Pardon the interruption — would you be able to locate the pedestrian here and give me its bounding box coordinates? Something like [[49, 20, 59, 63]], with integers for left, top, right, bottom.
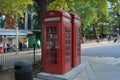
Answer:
[[106, 35, 110, 42], [82, 37, 85, 43], [117, 34, 120, 42], [37, 40, 41, 49], [96, 36, 100, 43], [19, 42, 22, 51], [114, 38, 117, 43], [3, 42, 7, 53]]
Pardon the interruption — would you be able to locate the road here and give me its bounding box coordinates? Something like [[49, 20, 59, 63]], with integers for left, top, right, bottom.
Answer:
[[82, 42, 120, 57]]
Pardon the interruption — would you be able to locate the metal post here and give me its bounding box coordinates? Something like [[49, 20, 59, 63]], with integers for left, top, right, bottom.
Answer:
[[15, 14, 19, 53], [16, 26, 19, 53], [33, 43, 35, 63]]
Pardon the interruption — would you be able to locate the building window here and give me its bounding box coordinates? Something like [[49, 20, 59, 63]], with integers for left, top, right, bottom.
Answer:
[[0, 15, 6, 28]]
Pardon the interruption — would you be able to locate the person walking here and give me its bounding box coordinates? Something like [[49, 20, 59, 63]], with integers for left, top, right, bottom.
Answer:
[[106, 35, 111, 42], [37, 40, 41, 49], [96, 36, 100, 43]]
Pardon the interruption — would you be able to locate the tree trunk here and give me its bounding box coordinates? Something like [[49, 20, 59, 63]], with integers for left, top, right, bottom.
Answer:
[[93, 22, 98, 39], [34, 0, 54, 29]]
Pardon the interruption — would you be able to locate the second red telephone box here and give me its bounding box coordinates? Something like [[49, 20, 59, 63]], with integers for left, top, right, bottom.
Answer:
[[69, 12, 81, 67], [42, 10, 72, 74]]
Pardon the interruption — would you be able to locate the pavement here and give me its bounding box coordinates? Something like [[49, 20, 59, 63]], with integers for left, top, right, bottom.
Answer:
[[74, 41, 120, 80], [81, 40, 110, 47], [74, 56, 120, 80]]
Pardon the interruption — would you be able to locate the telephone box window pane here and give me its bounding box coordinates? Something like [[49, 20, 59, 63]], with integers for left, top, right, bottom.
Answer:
[[54, 52, 57, 64], [66, 52, 70, 56], [46, 27, 49, 32], [76, 27, 81, 57], [66, 40, 70, 44], [66, 46, 70, 50], [54, 27, 57, 32], [65, 27, 70, 32], [46, 26, 58, 64], [65, 27, 71, 63]]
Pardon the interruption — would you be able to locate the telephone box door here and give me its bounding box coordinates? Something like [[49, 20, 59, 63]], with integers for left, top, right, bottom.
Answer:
[[42, 23, 61, 73]]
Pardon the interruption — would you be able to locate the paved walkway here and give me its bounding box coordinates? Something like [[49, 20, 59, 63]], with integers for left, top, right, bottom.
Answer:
[[81, 40, 110, 47], [74, 56, 120, 80]]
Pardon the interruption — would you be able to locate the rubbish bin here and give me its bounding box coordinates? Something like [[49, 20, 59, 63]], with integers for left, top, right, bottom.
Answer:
[[14, 61, 33, 80]]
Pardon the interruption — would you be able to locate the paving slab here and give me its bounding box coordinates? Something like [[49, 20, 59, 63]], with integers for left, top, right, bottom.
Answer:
[[73, 69, 88, 80], [89, 61, 120, 80]]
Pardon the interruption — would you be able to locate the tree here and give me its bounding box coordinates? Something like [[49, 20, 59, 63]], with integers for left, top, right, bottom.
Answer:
[[33, 0, 55, 29], [0, 0, 33, 28], [0, 0, 33, 51], [104, 0, 120, 35], [74, 0, 120, 38], [33, 0, 120, 39], [0, 0, 33, 17]]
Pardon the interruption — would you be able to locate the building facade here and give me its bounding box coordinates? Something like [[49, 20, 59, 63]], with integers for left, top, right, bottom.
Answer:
[[0, 13, 37, 51]]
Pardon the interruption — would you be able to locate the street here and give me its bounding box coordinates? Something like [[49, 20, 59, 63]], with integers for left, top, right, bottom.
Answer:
[[82, 42, 120, 57]]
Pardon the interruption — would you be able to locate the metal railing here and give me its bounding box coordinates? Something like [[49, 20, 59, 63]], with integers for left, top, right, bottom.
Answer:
[[0, 48, 41, 80], [0, 49, 41, 69]]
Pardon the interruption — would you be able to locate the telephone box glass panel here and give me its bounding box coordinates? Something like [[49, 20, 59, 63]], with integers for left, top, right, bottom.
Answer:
[[46, 26, 58, 64], [76, 27, 80, 57], [65, 27, 71, 63]]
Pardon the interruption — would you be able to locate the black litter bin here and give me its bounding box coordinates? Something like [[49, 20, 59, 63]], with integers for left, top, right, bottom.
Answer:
[[14, 61, 33, 80]]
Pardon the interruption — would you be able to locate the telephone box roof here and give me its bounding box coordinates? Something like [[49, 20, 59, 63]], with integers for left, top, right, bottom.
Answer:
[[43, 10, 71, 18], [69, 12, 80, 20]]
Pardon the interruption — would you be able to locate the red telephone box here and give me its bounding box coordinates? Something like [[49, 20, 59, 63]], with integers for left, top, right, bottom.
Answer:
[[42, 10, 72, 74], [69, 12, 81, 67]]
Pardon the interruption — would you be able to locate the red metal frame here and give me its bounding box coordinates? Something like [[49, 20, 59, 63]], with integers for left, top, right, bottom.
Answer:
[[69, 12, 81, 67], [42, 10, 72, 74]]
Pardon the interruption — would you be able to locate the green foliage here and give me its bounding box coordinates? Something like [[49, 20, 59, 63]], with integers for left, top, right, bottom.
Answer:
[[47, 0, 118, 27], [76, 3, 98, 26], [108, 0, 119, 5], [48, 0, 69, 11], [0, 0, 33, 17], [114, 2, 120, 12], [28, 0, 120, 36]]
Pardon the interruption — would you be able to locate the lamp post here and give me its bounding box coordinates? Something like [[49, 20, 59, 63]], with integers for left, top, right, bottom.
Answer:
[[16, 26, 19, 52], [15, 14, 19, 53]]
